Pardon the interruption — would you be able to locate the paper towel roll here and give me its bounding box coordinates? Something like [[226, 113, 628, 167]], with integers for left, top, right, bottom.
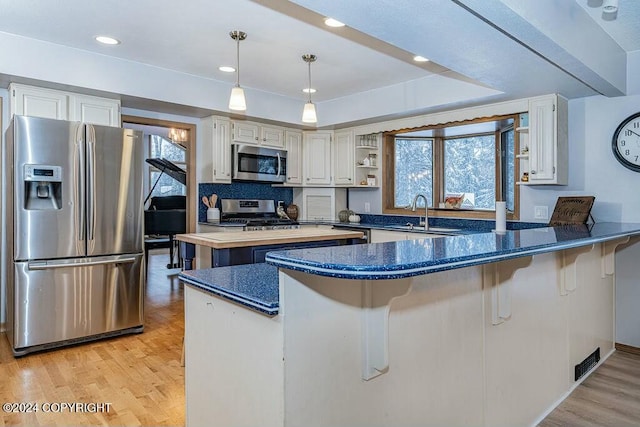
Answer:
[[495, 201, 506, 232]]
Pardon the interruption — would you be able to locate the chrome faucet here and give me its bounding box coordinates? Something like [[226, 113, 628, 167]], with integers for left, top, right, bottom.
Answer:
[[411, 194, 429, 231]]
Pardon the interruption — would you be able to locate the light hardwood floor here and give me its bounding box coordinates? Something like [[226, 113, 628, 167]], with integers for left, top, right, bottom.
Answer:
[[0, 251, 185, 427], [539, 349, 640, 426], [2, 252, 640, 427]]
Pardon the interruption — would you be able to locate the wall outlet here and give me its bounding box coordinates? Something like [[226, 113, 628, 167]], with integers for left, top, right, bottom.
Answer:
[[364, 202, 371, 213], [534, 205, 549, 220]]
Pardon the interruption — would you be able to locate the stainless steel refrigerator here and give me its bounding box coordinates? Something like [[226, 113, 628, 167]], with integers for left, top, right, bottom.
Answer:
[[2, 116, 145, 356]]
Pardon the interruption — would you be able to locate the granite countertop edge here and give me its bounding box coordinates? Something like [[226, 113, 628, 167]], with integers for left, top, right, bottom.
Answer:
[[179, 263, 279, 316], [265, 223, 640, 280]]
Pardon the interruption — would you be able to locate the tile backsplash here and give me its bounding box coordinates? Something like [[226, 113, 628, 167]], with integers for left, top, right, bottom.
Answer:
[[198, 182, 293, 222]]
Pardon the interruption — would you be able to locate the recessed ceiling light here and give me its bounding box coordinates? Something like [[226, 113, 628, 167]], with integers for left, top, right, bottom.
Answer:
[[302, 88, 317, 94], [95, 35, 120, 45], [219, 66, 236, 73], [413, 55, 429, 63], [324, 17, 345, 28]]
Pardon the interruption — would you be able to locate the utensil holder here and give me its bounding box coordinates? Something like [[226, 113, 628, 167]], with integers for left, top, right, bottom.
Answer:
[[207, 208, 220, 223]]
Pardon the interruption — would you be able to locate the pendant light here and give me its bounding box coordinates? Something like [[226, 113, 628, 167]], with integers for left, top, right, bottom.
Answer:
[[302, 54, 317, 124], [229, 30, 247, 111]]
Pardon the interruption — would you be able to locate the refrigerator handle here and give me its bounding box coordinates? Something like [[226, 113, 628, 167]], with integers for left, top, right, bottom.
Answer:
[[86, 125, 96, 242], [75, 128, 86, 242], [28, 255, 138, 270]]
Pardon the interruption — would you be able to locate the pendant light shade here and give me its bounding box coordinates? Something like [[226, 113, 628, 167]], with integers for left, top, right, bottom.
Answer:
[[229, 86, 246, 111], [302, 102, 317, 123], [229, 30, 247, 111], [302, 54, 317, 124]]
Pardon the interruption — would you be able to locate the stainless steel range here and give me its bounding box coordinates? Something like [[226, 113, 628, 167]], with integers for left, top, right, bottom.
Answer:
[[220, 199, 300, 231]]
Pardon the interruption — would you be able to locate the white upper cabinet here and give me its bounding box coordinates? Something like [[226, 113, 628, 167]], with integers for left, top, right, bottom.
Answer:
[[232, 121, 260, 144], [285, 130, 303, 185], [260, 125, 285, 148], [10, 83, 121, 127], [333, 130, 355, 186], [69, 94, 121, 127], [213, 117, 232, 183], [303, 131, 332, 185], [520, 94, 568, 185], [232, 121, 285, 148], [10, 84, 68, 120]]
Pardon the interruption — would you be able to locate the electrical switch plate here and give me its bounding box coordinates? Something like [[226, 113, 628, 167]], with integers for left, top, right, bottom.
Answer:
[[364, 202, 371, 213], [534, 205, 549, 220]]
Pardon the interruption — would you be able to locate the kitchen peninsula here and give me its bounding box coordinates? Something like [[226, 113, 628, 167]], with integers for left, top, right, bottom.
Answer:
[[180, 223, 640, 427]]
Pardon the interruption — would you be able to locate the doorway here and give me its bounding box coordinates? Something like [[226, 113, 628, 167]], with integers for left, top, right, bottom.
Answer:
[[122, 115, 196, 271]]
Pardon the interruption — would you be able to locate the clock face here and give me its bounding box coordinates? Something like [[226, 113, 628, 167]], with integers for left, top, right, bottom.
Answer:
[[612, 112, 640, 172]]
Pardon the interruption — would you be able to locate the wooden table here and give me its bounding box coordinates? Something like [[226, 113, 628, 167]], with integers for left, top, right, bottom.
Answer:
[[176, 228, 365, 269]]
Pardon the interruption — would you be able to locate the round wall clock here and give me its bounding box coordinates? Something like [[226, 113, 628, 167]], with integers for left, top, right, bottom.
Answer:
[[612, 112, 640, 172]]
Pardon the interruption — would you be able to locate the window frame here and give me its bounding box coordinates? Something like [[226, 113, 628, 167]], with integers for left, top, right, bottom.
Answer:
[[382, 114, 521, 220], [147, 134, 188, 199]]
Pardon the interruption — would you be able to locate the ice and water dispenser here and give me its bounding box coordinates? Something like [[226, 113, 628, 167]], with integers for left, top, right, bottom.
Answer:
[[23, 164, 63, 210]]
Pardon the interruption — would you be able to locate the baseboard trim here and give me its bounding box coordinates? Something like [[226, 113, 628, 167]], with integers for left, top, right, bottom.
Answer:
[[615, 342, 640, 356]]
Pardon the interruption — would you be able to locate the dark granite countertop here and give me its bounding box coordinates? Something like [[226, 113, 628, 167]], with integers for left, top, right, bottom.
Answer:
[[265, 223, 640, 280], [179, 263, 279, 316]]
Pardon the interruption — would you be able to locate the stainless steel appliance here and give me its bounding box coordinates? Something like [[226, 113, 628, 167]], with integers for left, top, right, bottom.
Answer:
[[2, 116, 145, 356], [232, 144, 287, 183], [220, 199, 299, 230]]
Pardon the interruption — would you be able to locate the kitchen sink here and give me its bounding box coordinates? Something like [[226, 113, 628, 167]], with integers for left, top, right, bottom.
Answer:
[[385, 224, 462, 235]]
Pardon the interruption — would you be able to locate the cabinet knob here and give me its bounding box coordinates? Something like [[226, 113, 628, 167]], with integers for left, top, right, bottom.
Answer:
[[255, 137, 259, 141], [307, 178, 310, 181], [531, 170, 536, 174], [227, 173, 230, 176], [263, 138, 266, 141]]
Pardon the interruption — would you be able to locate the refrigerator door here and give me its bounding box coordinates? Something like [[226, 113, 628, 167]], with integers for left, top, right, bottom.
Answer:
[[86, 124, 144, 256], [13, 116, 85, 261], [12, 255, 144, 351]]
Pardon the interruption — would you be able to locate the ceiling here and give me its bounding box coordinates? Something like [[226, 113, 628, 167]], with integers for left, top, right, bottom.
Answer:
[[0, 0, 637, 126]]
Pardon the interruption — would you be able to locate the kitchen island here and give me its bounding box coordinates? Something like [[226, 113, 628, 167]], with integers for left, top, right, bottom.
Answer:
[[175, 228, 364, 269], [180, 223, 640, 427]]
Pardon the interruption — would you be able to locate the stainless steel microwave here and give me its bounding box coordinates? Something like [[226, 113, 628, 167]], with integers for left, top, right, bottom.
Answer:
[[232, 144, 287, 183]]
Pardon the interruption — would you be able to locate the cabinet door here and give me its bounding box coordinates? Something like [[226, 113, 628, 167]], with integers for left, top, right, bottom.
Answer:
[[213, 118, 232, 183], [334, 130, 355, 185], [232, 121, 260, 145], [303, 132, 332, 185], [528, 97, 556, 182], [70, 94, 121, 127], [261, 125, 285, 148], [285, 130, 303, 184], [10, 84, 68, 120]]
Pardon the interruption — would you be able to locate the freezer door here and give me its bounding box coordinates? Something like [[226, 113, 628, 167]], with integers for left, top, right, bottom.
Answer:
[[12, 255, 144, 351], [86, 124, 144, 256], [13, 116, 86, 261]]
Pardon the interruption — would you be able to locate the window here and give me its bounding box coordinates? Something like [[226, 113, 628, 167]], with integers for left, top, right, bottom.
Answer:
[[385, 116, 519, 219], [148, 135, 187, 198], [394, 138, 433, 208]]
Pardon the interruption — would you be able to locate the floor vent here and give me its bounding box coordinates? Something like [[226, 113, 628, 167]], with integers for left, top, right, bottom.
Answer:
[[575, 347, 600, 381]]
